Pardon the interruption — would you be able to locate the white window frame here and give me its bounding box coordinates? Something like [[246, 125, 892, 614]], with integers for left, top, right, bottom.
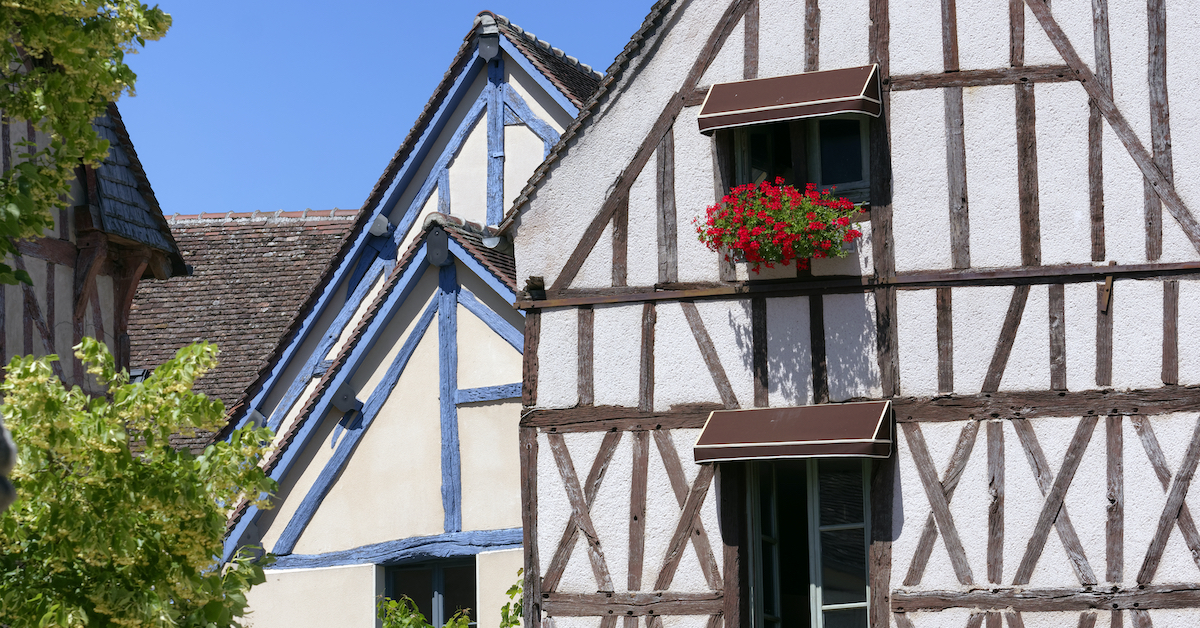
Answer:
[[747, 459, 872, 628], [805, 116, 871, 203]]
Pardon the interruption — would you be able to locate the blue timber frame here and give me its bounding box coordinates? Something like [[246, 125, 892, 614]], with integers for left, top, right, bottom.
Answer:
[[438, 263, 462, 533], [271, 528, 522, 570], [497, 36, 580, 119]]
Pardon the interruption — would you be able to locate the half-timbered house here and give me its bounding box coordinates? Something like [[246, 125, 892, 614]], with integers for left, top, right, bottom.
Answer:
[[504, 1, 1200, 627], [217, 12, 600, 627]]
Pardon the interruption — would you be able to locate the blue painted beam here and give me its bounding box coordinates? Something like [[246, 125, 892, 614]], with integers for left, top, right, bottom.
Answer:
[[438, 264, 462, 533], [446, 238, 518, 306], [272, 297, 440, 555], [498, 37, 580, 118], [455, 383, 522, 405], [457, 287, 523, 353], [223, 247, 433, 563], [391, 92, 489, 249], [503, 105, 521, 126], [487, 57, 506, 226], [271, 528, 522, 569], [502, 85, 562, 158], [438, 168, 450, 214], [233, 54, 484, 435]]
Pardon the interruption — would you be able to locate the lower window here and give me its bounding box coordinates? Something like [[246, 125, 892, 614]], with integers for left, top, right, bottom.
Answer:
[[385, 559, 477, 627], [748, 459, 871, 628]]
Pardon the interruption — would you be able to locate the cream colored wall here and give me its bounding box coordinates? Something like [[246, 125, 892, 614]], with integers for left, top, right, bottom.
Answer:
[[458, 400, 521, 532], [504, 51, 573, 132], [350, 269, 440, 396], [245, 564, 380, 628], [503, 123, 545, 211], [476, 549, 524, 628], [456, 303, 522, 390], [293, 321, 445, 555], [259, 407, 346, 552], [448, 117, 489, 228]]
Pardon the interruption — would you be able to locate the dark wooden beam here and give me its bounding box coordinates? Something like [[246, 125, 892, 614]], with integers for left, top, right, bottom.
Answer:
[[519, 428, 541, 628], [888, 65, 1073, 91], [523, 310, 541, 406], [541, 592, 723, 617], [893, 584, 1200, 613]]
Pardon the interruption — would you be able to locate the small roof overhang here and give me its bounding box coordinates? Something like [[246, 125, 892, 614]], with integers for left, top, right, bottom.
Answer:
[[693, 400, 892, 463], [697, 64, 882, 135]]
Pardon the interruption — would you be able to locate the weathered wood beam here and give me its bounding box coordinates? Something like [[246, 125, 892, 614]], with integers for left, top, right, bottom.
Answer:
[[893, 584, 1200, 613], [1130, 416, 1200, 573], [577, 306, 594, 406], [639, 303, 656, 411], [936, 288, 954, 393], [680, 301, 739, 409], [804, 0, 820, 72], [653, 430, 722, 590], [888, 66, 1073, 91], [522, 310, 541, 406], [520, 426, 541, 628], [72, 232, 107, 322], [541, 591, 723, 617], [542, 431, 621, 593], [547, 433, 614, 591], [743, 0, 758, 79], [17, 236, 77, 267], [1138, 415, 1200, 584], [903, 422, 975, 584], [988, 420, 1005, 585], [903, 420, 979, 586]]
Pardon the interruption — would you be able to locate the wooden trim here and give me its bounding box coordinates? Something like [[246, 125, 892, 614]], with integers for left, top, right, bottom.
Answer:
[[804, 0, 820, 72], [639, 303, 656, 411], [982, 285, 1031, 392], [653, 463, 716, 590], [1112, 610, 1123, 628], [1130, 416, 1200, 573], [1145, 0, 1172, 261], [520, 426, 541, 628], [893, 613, 916, 628], [1089, 102, 1106, 261], [941, 0, 959, 71], [657, 127, 678, 284], [1079, 612, 1098, 628], [72, 232, 107, 323], [680, 301, 739, 409], [936, 287, 954, 393], [523, 310, 541, 406], [1011, 417, 1099, 585], [17, 236, 77, 267], [1023, 0, 1200, 255], [542, 431, 621, 592], [1130, 609, 1152, 628], [439, 265, 463, 533], [541, 592, 723, 617], [1009, 0, 1024, 66], [578, 306, 594, 406], [810, 295, 829, 404], [1097, 283, 1113, 387], [751, 297, 768, 407], [547, 432, 614, 591], [1138, 415, 1200, 584], [893, 584, 1200, 612], [988, 420, 1005, 584], [1007, 612, 1027, 628], [628, 431, 648, 593], [902, 421, 975, 584], [1163, 280, 1178, 385], [1016, 83, 1042, 266], [869, 454, 895, 628], [888, 66, 1073, 91], [967, 613, 985, 628], [903, 420, 979, 586], [743, 0, 759, 80], [946, 87, 970, 269], [612, 194, 628, 287], [520, 260, 1200, 309], [1049, 284, 1066, 389], [720, 464, 747, 628], [1107, 415, 1124, 583], [653, 430, 722, 589]]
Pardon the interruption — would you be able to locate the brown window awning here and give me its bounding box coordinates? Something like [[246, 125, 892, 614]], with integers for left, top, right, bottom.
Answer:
[[693, 400, 892, 463], [697, 64, 882, 134]]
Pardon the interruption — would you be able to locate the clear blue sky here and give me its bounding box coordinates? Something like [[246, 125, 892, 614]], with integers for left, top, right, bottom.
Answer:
[[119, 1, 651, 216]]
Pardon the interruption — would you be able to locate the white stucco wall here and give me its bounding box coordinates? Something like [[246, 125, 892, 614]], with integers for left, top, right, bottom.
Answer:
[[245, 564, 380, 628]]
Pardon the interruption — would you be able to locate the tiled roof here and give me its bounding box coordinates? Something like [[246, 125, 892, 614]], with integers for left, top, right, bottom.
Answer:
[[225, 214, 515, 534], [498, 0, 677, 232], [484, 12, 604, 109], [91, 103, 187, 275], [127, 209, 359, 441], [225, 11, 591, 432]]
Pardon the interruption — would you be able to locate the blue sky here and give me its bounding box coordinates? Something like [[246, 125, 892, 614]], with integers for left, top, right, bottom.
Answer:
[[118, 1, 651, 216]]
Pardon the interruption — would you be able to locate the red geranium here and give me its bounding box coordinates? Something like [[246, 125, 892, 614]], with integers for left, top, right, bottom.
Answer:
[[694, 178, 863, 273]]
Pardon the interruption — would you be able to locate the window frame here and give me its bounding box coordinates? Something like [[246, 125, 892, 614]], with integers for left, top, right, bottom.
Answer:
[[384, 557, 477, 627], [745, 459, 873, 628]]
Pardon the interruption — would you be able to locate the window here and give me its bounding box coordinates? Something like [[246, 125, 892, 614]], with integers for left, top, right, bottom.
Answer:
[[729, 116, 871, 204], [747, 459, 871, 628], [386, 559, 477, 626]]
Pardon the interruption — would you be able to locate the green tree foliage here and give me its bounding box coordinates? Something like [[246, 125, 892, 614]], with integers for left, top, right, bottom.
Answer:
[[0, 338, 276, 627], [0, 1, 170, 284], [499, 569, 523, 628]]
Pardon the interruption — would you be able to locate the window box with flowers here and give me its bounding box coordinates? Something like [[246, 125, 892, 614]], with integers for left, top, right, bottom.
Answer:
[[695, 178, 864, 276]]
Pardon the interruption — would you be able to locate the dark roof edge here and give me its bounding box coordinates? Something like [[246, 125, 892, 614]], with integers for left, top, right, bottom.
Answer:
[[496, 0, 678, 234], [481, 11, 604, 109], [103, 102, 187, 276]]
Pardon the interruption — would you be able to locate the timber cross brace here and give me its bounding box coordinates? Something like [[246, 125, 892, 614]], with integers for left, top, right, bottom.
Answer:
[[893, 414, 1200, 627]]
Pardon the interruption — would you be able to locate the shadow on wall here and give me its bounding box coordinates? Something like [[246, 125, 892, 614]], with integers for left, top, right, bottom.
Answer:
[[824, 293, 880, 401]]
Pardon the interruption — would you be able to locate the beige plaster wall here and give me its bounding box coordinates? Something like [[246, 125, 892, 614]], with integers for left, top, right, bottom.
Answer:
[[448, 115, 489, 228], [476, 549, 524, 628], [503, 123, 546, 211], [456, 303, 522, 390], [245, 564, 380, 628], [259, 407, 346, 553], [294, 322, 445, 555], [458, 400, 522, 532]]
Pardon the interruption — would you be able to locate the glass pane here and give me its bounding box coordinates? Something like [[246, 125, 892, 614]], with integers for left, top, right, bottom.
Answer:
[[823, 607, 868, 628], [819, 119, 863, 186], [818, 460, 864, 526], [774, 460, 810, 626], [747, 124, 794, 185], [761, 540, 778, 614], [820, 528, 868, 605], [758, 463, 775, 538], [390, 568, 434, 622], [442, 564, 477, 622]]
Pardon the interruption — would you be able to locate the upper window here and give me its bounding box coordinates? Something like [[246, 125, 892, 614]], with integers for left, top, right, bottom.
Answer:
[[386, 559, 477, 627], [731, 117, 870, 203], [747, 459, 871, 628]]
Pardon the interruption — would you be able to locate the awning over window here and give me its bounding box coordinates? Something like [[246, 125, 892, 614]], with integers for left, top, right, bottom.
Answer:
[[697, 64, 882, 134], [693, 400, 892, 463]]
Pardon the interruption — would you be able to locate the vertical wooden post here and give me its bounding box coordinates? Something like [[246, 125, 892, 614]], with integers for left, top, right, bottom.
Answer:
[[577, 306, 594, 406], [523, 310, 541, 407], [810, 295, 829, 404], [1090, 0, 1112, 261], [743, 0, 759, 80], [438, 264, 462, 533], [1163, 280, 1179, 385], [721, 463, 748, 628], [988, 420, 1005, 584], [869, 0, 897, 397], [1145, 0, 1172, 261], [639, 303, 656, 411], [520, 426, 541, 628], [486, 57, 505, 226], [936, 287, 954, 393], [612, 195, 628, 287], [1096, 284, 1113, 387], [1049, 284, 1067, 390], [805, 0, 820, 72], [1107, 414, 1124, 583], [657, 128, 678, 284], [751, 297, 769, 407]]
